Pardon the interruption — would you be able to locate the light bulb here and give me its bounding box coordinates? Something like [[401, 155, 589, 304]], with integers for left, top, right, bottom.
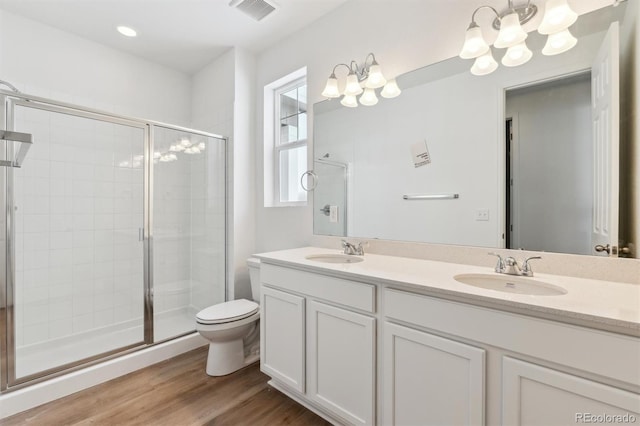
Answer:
[[340, 94, 358, 108], [344, 72, 364, 96], [185, 146, 201, 154], [359, 88, 379, 106], [380, 79, 402, 98], [365, 63, 387, 89], [471, 50, 498, 76], [494, 12, 528, 48], [542, 28, 578, 55], [502, 41, 533, 67], [198, 142, 206, 150], [538, 0, 578, 35], [117, 26, 137, 37], [459, 23, 490, 59], [180, 138, 191, 147], [321, 74, 341, 98]]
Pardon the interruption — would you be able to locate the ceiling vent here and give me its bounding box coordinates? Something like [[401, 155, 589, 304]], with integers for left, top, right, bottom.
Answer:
[[229, 0, 276, 21]]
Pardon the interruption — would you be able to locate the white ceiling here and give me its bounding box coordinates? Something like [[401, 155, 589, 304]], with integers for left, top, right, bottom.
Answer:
[[0, 0, 349, 74]]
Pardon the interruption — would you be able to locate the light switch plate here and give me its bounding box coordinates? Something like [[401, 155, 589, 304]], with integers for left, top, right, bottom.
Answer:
[[329, 205, 338, 223]]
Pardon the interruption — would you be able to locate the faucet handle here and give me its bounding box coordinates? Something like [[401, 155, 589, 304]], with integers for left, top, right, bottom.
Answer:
[[488, 252, 505, 273], [521, 256, 542, 276]]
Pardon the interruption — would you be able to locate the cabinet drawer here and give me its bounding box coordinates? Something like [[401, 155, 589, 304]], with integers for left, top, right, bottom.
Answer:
[[261, 263, 375, 313]]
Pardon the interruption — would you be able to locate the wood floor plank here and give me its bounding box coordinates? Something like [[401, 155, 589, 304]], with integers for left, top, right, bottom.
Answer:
[[1, 347, 331, 426]]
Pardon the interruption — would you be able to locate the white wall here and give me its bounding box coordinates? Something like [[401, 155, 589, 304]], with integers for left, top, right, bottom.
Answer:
[[0, 10, 191, 126], [232, 48, 257, 300], [191, 47, 257, 300]]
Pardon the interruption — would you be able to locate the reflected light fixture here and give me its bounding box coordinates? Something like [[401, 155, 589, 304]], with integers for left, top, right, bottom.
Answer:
[[322, 53, 401, 107], [117, 26, 138, 37], [459, 0, 579, 76]]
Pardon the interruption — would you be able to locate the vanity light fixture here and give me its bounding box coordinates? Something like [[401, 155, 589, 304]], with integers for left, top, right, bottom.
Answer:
[[321, 53, 401, 107], [459, 0, 579, 76]]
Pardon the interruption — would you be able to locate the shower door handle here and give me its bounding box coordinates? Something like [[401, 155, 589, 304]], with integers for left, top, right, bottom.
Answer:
[[139, 228, 144, 242]]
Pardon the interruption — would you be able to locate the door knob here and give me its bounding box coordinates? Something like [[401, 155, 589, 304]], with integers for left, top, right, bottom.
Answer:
[[594, 244, 631, 256]]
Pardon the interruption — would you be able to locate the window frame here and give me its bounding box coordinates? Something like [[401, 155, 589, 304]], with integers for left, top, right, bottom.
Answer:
[[273, 76, 307, 207]]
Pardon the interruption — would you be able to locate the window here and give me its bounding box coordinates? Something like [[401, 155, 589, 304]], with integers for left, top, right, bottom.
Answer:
[[275, 78, 307, 204], [264, 68, 307, 207]]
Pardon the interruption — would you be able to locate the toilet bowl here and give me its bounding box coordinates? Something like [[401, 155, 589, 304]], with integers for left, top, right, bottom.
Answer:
[[196, 257, 261, 376]]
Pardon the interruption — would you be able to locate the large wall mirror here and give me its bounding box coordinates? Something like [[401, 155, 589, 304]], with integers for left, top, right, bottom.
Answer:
[[312, 3, 637, 258]]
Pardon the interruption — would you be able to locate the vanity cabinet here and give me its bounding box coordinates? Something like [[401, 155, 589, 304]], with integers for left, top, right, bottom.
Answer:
[[383, 287, 640, 426], [382, 322, 485, 426], [260, 263, 377, 425], [259, 258, 640, 426]]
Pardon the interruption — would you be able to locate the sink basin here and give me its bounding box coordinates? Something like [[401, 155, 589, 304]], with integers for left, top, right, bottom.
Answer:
[[454, 274, 567, 296], [305, 254, 364, 264]]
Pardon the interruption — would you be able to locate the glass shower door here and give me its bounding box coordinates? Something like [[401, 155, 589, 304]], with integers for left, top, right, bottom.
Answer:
[[7, 100, 147, 383], [151, 126, 226, 342]]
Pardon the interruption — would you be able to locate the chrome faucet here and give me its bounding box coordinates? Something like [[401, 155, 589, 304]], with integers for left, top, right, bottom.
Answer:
[[342, 240, 365, 256], [489, 253, 541, 277]]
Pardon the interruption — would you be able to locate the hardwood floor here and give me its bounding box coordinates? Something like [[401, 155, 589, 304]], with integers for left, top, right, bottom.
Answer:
[[1, 346, 331, 426]]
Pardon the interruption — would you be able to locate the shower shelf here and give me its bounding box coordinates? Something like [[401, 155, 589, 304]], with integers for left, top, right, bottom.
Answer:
[[0, 130, 33, 168]]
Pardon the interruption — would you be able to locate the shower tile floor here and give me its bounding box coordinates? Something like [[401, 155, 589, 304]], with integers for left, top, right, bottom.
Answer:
[[15, 310, 196, 379]]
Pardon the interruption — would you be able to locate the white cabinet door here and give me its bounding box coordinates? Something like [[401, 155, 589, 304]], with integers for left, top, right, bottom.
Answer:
[[383, 322, 485, 426], [307, 300, 376, 425], [260, 286, 305, 393], [503, 357, 640, 426]]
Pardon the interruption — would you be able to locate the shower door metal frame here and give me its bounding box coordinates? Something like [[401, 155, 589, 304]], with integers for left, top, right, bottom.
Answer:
[[0, 89, 228, 392]]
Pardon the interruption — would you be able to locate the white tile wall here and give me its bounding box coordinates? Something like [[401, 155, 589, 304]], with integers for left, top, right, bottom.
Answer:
[[13, 104, 145, 356]]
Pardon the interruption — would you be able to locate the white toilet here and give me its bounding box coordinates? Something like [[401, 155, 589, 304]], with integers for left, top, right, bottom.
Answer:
[[196, 257, 261, 376]]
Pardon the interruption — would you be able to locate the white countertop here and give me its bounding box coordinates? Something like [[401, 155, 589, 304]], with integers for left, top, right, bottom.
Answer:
[[254, 247, 640, 336]]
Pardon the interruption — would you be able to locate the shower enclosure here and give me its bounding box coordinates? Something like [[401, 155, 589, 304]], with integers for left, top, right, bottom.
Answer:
[[0, 90, 226, 390]]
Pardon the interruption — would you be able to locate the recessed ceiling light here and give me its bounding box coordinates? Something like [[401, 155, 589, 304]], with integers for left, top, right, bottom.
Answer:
[[117, 26, 137, 37]]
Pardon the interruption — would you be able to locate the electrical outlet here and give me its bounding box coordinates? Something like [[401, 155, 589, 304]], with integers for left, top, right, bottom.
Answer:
[[475, 209, 490, 221]]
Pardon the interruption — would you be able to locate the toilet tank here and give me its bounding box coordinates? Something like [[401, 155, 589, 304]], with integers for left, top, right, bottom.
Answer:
[[247, 257, 261, 303]]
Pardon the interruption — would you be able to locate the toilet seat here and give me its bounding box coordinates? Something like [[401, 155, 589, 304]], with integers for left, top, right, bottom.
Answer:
[[196, 299, 259, 325]]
